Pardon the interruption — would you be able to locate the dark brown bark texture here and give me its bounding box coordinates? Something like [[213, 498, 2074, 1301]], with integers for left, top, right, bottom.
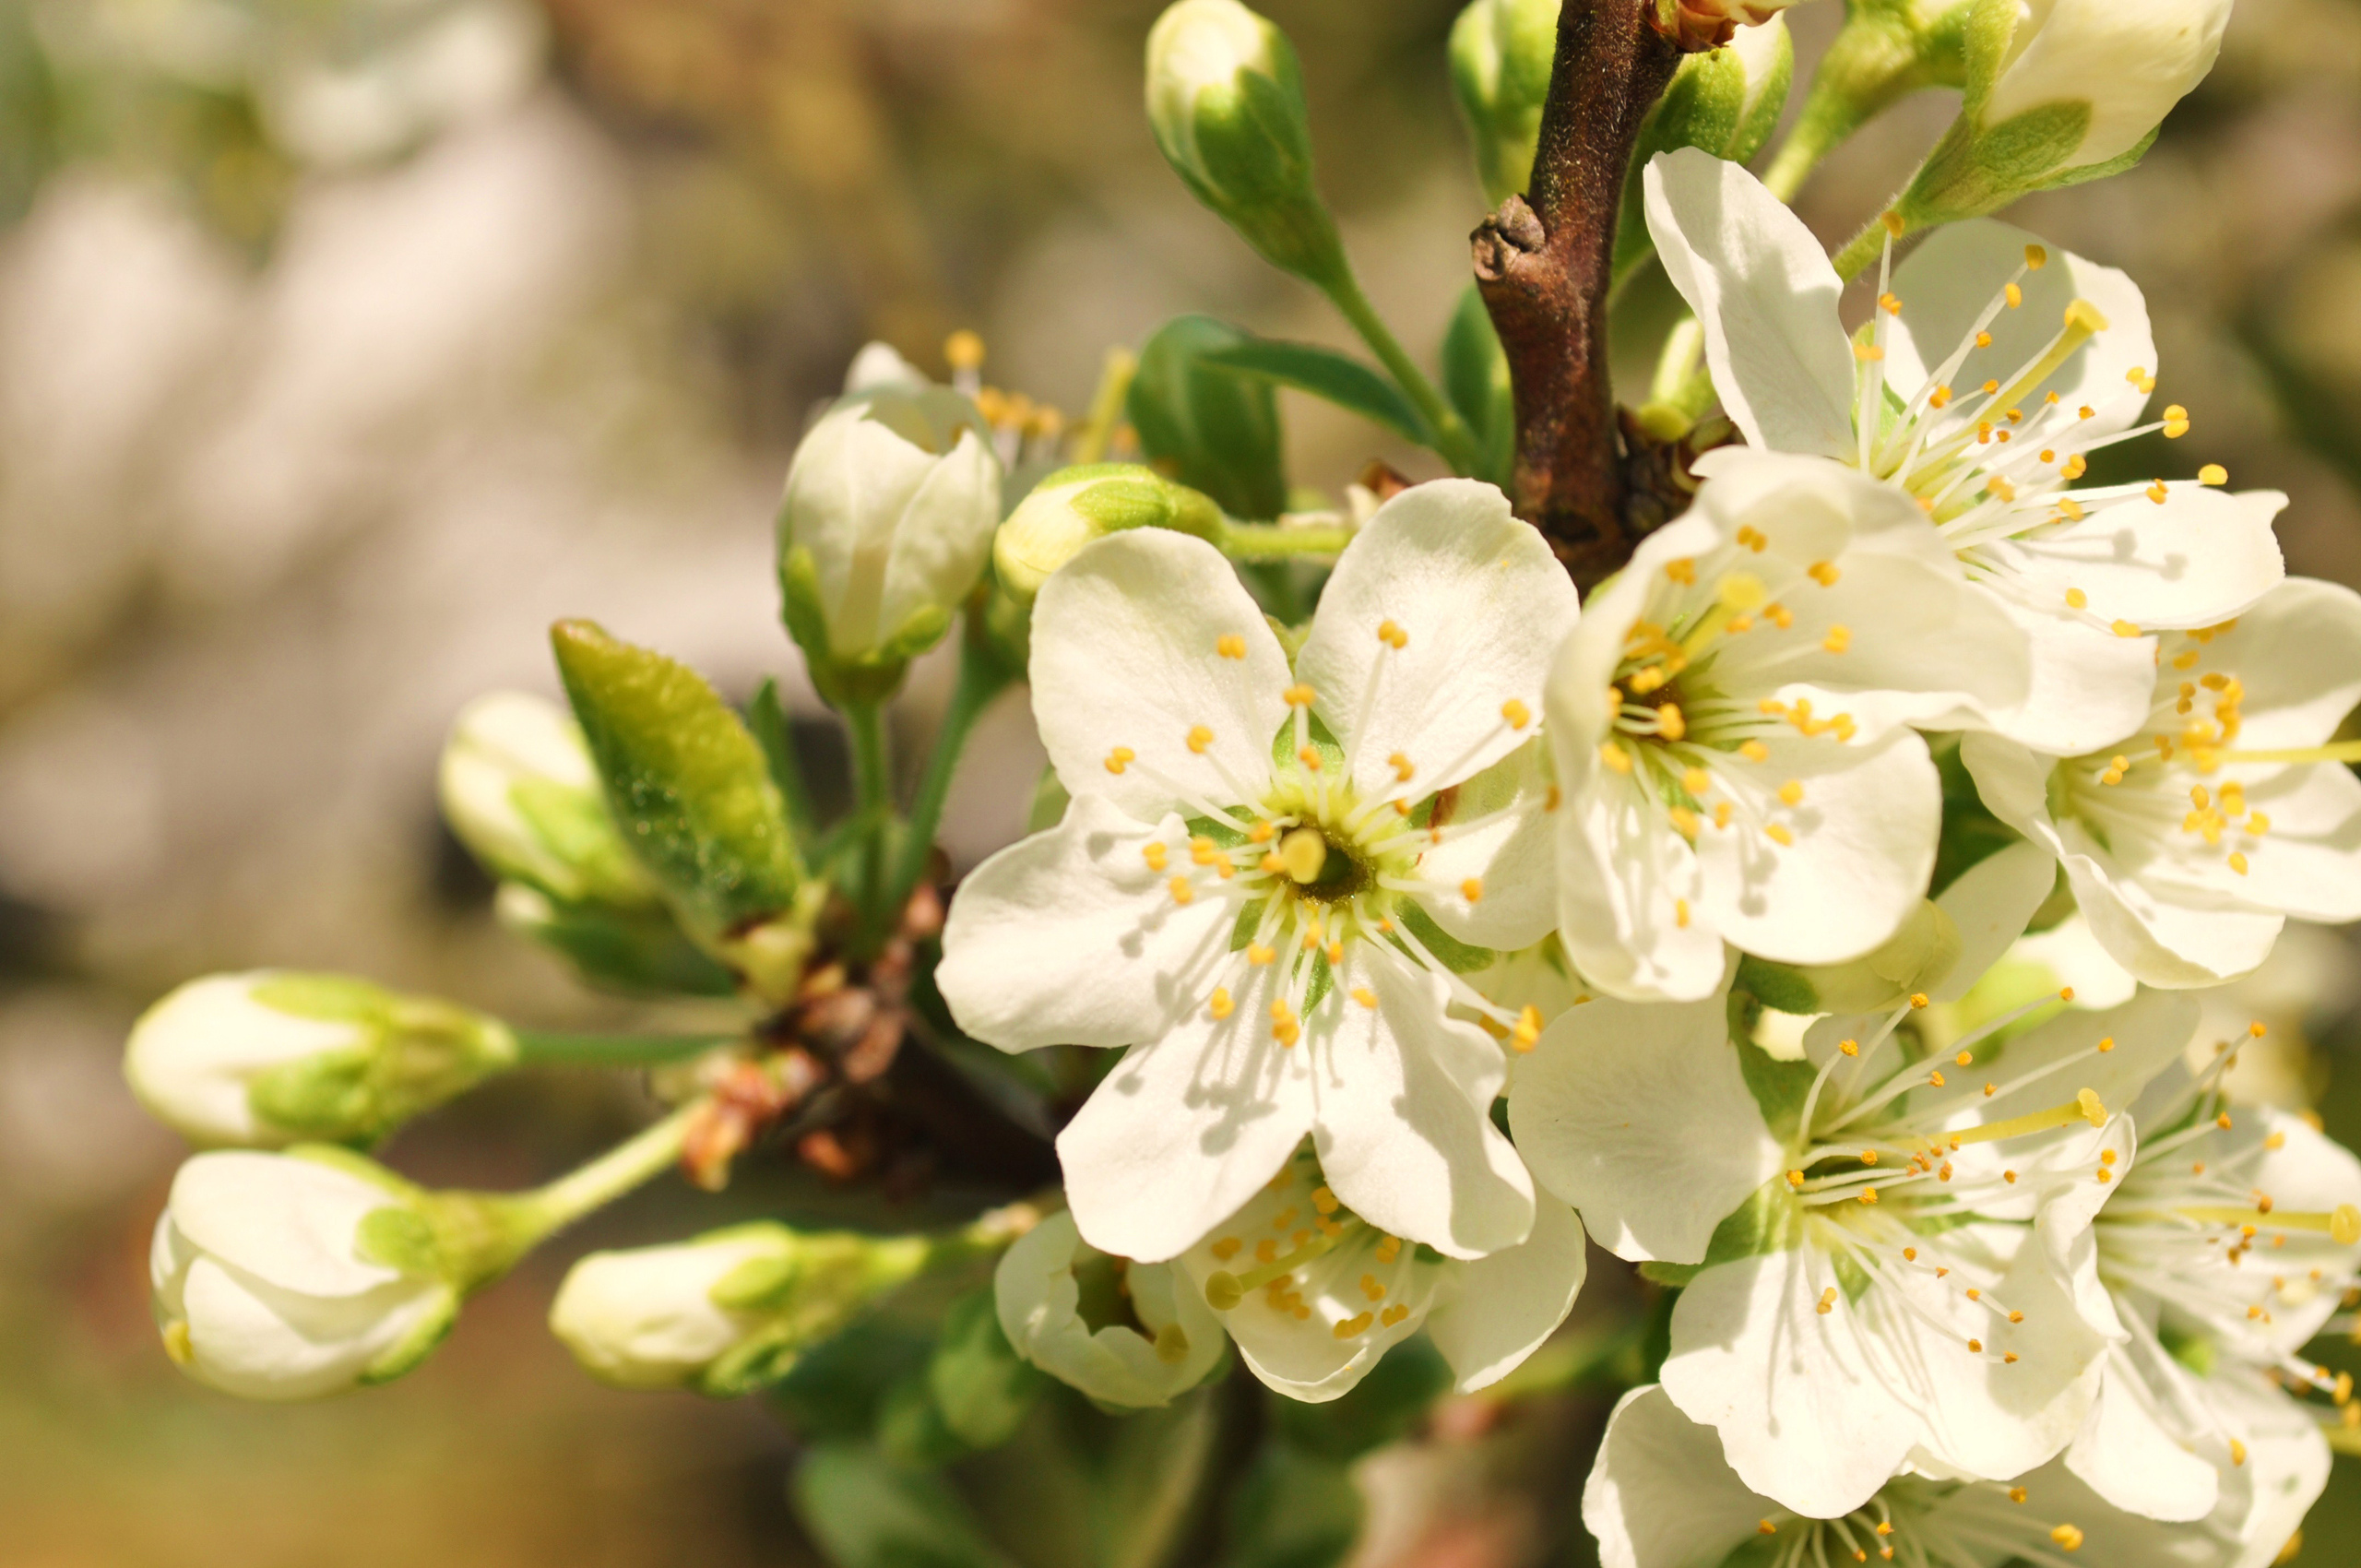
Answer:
[[1472, 0, 1685, 591]]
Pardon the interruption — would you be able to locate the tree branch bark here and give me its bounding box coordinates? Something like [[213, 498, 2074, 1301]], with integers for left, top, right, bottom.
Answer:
[[1473, 0, 1682, 590]]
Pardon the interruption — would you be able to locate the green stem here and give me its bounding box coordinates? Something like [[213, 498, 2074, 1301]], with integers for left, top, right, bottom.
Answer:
[[1322, 267, 1482, 476], [750, 677, 820, 849], [515, 1099, 704, 1240], [511, 1030, 734, 1068], [1072, 346, 1138, 466], [1218, 521, 1354, 559], [883, 639, 1017, 919], [842, 698, 895, 937], [1831, 217, 1892, 283]]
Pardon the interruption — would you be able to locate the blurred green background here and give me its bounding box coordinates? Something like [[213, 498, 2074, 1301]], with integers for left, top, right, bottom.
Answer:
[[4, 0, 2361, 1562]]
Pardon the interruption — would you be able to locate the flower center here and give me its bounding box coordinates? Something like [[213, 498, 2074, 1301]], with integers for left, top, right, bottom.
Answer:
[[1751, 1477, 2090, 1565], [1198, 1154, 1425, 1341]]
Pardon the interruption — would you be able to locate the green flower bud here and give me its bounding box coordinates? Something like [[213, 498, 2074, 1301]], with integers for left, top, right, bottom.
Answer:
[[1449, 0, 1560, 208], [991, 464, 1224, 605], [1615, 17, 1794, 284], [1145, 0, 1345, 286], [439, 691, 656, 908], [149, 1146, 516, 1400], [551, 1223, 934, 1396], [1899, 0, 2228, 226], [778, 382, 1002, 702], [125, 971, 516, 1149]]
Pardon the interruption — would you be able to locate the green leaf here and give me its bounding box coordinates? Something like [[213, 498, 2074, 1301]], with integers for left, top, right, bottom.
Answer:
[[1220, 1445, 1363, 1568], [550, 620, 805, 949], [789, 1443, 1022, 1568], [749, 677, 821, 847], [769, 1314, 937, 1441], [1735, 954, 1820, 1017], [498, 893, 739, 998], [928, 1289, 1048, 1451], [1270, 1334, 1450, 1461], [1200, 339, 1433, 447], [1126, 316, 1289, 522], [1440, 285, 1513, 491]]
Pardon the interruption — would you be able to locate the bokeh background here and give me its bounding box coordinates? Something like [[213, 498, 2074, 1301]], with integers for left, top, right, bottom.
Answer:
[[5, 0, 2361, 1562]]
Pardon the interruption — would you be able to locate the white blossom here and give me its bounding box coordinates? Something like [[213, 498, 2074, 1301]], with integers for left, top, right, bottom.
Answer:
[[941, 481, 1577, 1264], [1981, 0, 2236, 171], [1544, 445, 2029, 1002], [550, 1229, 793, 1392], [994, 1209, 1225, 1408], [1513, 956, 2204, 1515], [1172, 1145, 1585, 1403], [1645, 148, 2286, 757], [1964, 578, 2361, 988]]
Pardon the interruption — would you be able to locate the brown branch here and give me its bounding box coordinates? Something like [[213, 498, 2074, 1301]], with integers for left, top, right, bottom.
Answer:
[[1472, 0, 1684, 590]]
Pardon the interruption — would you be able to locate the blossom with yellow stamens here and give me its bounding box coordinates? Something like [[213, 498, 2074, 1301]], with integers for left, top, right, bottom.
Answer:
[[1645, 148, 2285, 756], [1544, 445, 2029, 1003], [941, 479, 1576, 1265]]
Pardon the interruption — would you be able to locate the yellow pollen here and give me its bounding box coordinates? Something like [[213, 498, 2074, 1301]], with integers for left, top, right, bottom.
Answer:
[[1956, 1051, 1975, 1067], [1350, 987, 1378, 1010], [1910, 992, 1929, 1009], [1247, 944, 1275, 967], [1823, 625, 1852, 654], [1787, 1170, 1806, 1188], [2065, 588, 2088, 610], [1683, 767, 1712, 795], [1740, 740, 1769, 763], [2024, 244, 2048, 269], [1248, 821, 1275, 844], [1501, 698, 1532, 731], [2200, 463, 2228, 486], [1675, 898, 1691, 929], [1187, 724, 1214, 754], [1976, 331, 1994, 349], [1765, 822, 1795, 847], [1817, 1288, 1838, 1314], [1601, 742, 1633, 774], [1879, 292, 1901, 315], [1208, 988, 1234, 1020], [1191, 836, 1219, 866], [1143, 842, 1169, 871], [1667, 807, 1701, 840], [1387, 752, 1415, 783], [1377, 619, 1407, 649], [1259, 852, 1285, 874], [1855, 342, 1885, 362], [1325, 942, 1343, 965], [1929, 1070, 1947, 1087], [1778, 779, 1804, 807], [1760, 1521, 1778, 1537], [1298, 745, 1323, 772], [1657, 704, 1686, 742], [1283, 683, 1315, 707], [1968, 1337, 1983, 1352], [1665, 557, 1696, 586], [1930, 386, 1953, 409], [1106, 746, 1136, 775], [2098, 1037, 2116, 1053], [1512, 1005, 1543, 1052], [1880, 210, 1905, 237], [2112, 619, 2142, 638], [1169, 876, 1194, 906], [1216, 635, 1246, 659], [2163, 403, 2190, 438]]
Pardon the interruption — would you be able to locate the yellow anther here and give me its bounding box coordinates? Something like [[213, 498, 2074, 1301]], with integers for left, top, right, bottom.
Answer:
[[1501, 697, 1532, 731], [2163, 403, 2190, 438], [1982, 380, 2000, 397], [1667, 807, 1701, 840], [1601, 742, 1633, 774], [1766, 823, 1795, 847], [2199, 463, 2229, 486], [2230, 851, 2249, 874], [1187, 724, 1214, 754], [1787, 1170, 1806, 1188], [2051, 1525, 2084, 1552], [1248, 820, 1275, 844], [1325, 941, 1344, 965], [1512, 1005, 1543, 1052], [1284, 683, 1316, 707], [1878, 292, 1901, 316], [1855, 341, 1886, 362], [1143, 842, 1169, 871], [1806, 561, 1841, 588], [2005, 282, 2023, 309], [1778, 779, 1804, 807], [1839, 1039, 1859, 1057], [1859, 1188, 1879, 1205], [1377, 619, 1407, 649], [1247, 944, 1275, 967], [1739, 740, 1770, 763], [1817, 1287, 1838, 1314], [1976, 332, 1994, 349], [1208, 988, 1234, 1020], [1665, 557, 1697, 586], [1822, 625, 1852, 654], [1718, 571, 1769, 612], [1683, 766, 1712, 795], [2065, 588, 2088, 610], [1657, 704, 1686, 742], [1350, 986, 1378, 1009], [944, 328, 986, 371], [1675, 898, 1691, 929], [2112, 619, 2142, 638], [1298, 745, 1323, 772], [2025, 244, 2048, 270], [1169, 875, 1194, 906], [1258, 852, 1285, 874], [1461, 877, 1485, 903], [1880, 210, 1905, 237], [1106, 745, 1136, 775], [1956, 1051, 1975, 1067], [1216, 635, 1247, 659]]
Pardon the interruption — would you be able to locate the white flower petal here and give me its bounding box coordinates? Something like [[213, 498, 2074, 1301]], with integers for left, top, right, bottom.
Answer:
[[1582, 1385, 1774, 1568], [1988, 487, 2284, 632], [180, 1257, 445, 1402], [1931, 839, 2061, 1002], [1295, 480, 1577, 801], [938, 797, 1236, 1052], [995, 1211, 1222, 1408], [1643, 149, 1854, 460], [1973, 596, 2158, 754], [1310, 943, 1533, 1260], [1510, 981, 1781, 1265], [2068, 1346, 2223, 1524], [2206, 1372, 2332, 1568], [1552, 766, 1720, 1003], [1425, 1194, 1587, 1393], [1694, 728, 1940, 967], [1413, 739, 1559, 952], [1885, 220, 2156, 440], [2147, 761, 2361, 922], [1056, 955, 1315, 1264], [1029, 528, 1288, 820], [168, 1152, 407, 1299]]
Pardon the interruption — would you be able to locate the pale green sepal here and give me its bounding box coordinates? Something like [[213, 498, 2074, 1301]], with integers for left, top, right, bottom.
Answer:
[[780, 545, 915, 706], [357, 1289, 460, 1386], [243, 981, 517, 1147]]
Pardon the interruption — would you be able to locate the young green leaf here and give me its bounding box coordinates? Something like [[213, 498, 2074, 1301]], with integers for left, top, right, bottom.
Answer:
[[1200, 337, 1433, 447]]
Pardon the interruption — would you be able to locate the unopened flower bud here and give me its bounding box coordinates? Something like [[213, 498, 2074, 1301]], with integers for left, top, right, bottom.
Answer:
[[125, 971, 516, 1149], [1449, 0, 1560, 208], [150, 1148, 490, 1400], [1655, 0, 1803, 53], [439, 691, 653, 908], [994, 1210, 1223, 1408], [552, 1223, 934, 1396], [1901, 0, 2228, 225], [1145, 0, 1346, 285], [992, 464, 1225, 604], [777, 380, 1001, 699]]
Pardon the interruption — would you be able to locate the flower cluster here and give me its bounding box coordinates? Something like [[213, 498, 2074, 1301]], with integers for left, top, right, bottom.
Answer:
[[110, 0, 2361, 1562]]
